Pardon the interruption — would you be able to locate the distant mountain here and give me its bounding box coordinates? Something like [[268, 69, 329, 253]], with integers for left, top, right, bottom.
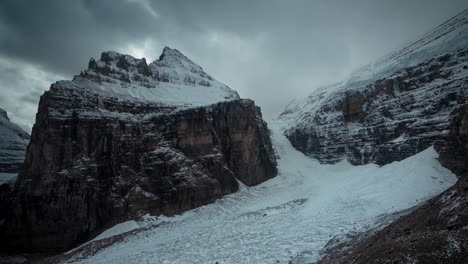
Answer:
[[0, 107, 29, 174], [1, 47, 277, 253], [280, 9, 468, 165]]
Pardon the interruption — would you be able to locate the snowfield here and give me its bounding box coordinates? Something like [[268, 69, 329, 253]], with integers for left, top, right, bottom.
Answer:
[[64, 121, 457, 264]]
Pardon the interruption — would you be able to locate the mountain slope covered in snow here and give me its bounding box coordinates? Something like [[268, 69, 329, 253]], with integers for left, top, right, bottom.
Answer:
[[280, 9, 468, 165], [0, 107, 29, 183]]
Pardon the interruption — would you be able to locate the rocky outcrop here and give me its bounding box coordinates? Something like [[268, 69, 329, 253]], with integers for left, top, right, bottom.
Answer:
[[315, 105, 468, 264], [0, 48, 277, 253], [0, 107, 30, 174], [437, 105, 468, 179], [281, 10, 468, 165]]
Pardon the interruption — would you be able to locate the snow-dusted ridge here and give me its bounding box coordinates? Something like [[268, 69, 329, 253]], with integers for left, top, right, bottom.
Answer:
[[351, 8, 468, 85], [280, 9, 468, 129], [59, 47, 239, 107]]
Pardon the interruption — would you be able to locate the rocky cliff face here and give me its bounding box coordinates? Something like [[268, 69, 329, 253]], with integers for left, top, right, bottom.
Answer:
[[0, 48, 277, 253], [0, 107, 30, 174], [280, 10, 468, 165], [437, 105, 468, 179]]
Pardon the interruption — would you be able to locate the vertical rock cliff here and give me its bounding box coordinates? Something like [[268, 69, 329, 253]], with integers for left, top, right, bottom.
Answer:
[[0, 47, 277, 253], [437, 105, 468, 179]]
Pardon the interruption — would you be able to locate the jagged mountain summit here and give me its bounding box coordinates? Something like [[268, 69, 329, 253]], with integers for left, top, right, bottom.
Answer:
[[73, 47, 239, 106], [280, 9, 468, 165], [0, 47, 277, 253], [0, 107, 29, 175]]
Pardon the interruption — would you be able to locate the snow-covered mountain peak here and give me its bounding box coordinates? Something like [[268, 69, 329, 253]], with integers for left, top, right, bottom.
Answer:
[[0, 107, 8, 120], [156, 46, 201, 69], [0, 108, 29, 141], [0, 107, 30, 174], [64, 47, 239, 107]]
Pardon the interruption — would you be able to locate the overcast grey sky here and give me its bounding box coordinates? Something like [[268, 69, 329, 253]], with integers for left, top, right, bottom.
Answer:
[[1, 0, 467, 131]]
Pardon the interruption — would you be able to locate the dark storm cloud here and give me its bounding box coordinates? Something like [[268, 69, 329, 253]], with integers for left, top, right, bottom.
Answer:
[[0, 56, 62, 131], [0, 0, 159, 77], [0, 0, 467, 130]]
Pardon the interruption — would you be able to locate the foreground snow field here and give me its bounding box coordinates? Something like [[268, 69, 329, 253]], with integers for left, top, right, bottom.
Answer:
[[65, 121, 457, 264]]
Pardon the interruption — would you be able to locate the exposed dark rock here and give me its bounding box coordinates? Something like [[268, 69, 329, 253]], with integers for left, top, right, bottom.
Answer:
[[437, 105, 468, 179]]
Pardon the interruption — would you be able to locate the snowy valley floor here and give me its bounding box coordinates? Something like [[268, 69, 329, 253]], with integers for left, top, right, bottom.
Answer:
[[64, 121, 457, 264]]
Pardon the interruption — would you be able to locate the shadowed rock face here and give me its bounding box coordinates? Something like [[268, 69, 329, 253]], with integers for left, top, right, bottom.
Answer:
[[437, 105, 468, 179], [0, 49, 277, 254]]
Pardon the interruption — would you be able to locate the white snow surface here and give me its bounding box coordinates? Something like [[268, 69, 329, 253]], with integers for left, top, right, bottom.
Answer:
[[91, 221, 140, 242], [64, 121, 457, 264], [66, 221, 141, 254]]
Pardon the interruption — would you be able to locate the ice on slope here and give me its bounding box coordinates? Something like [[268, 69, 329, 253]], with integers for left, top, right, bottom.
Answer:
[[64, 121, 457, 264], [57, 47, 239, 107], [350, 8, 468, 84]]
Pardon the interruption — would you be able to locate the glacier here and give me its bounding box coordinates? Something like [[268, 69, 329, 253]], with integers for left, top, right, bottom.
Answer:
[[62, 120, 457, 264]]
